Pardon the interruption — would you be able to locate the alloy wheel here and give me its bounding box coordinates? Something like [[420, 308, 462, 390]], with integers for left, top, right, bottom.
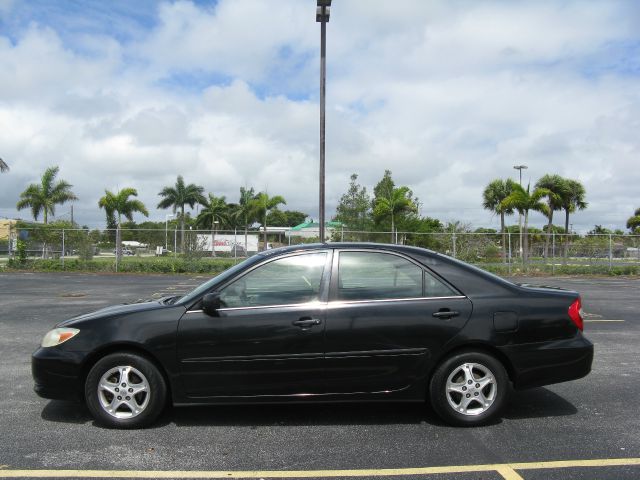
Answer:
[[97, 365, 150, 419], [445, 362, 497, 416]]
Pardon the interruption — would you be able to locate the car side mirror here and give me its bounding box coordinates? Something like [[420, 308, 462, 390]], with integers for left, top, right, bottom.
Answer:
[[202, 292, 221, 316]]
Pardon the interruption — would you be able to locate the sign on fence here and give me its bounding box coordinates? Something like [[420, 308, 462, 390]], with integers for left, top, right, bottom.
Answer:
[[197, 234, 259, 253]]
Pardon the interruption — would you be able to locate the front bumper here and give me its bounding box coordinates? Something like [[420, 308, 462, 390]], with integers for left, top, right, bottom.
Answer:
[[501, 334, 594, 390], [32, 347, 86, 401]]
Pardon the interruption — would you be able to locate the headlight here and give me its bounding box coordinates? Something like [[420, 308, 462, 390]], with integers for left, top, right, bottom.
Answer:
[[41, 328, 80, 348]]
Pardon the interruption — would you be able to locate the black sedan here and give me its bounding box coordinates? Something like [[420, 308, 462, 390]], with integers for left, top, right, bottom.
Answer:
[[32, 243, 593, 428]]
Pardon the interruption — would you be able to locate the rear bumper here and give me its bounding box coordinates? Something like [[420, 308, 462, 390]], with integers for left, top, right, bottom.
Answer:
[[500, 335, 594, 390], [32, 348, 85, 401]]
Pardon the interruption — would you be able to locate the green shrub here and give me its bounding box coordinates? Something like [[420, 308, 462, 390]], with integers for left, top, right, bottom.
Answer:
[[478, 262, 639, 276], [16, 240, 27, 265], [6, 256, 238, 274]]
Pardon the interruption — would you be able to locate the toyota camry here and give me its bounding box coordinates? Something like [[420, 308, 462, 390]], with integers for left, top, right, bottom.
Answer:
[[32, 243, 593, 428]]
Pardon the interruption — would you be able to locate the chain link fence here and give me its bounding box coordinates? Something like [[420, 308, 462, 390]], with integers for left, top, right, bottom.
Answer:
[[332, 229, 640, 274], [1, 225, 639, 275]]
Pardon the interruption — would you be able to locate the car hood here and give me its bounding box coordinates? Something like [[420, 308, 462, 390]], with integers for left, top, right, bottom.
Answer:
[[57, 299, 184, 327]]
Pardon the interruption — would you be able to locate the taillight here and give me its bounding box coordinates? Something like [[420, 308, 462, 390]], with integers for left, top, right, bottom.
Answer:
[[568, 297, 584, 331]]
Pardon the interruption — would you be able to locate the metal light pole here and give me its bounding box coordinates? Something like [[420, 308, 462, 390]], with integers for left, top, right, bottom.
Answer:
[[165, 214, 174, 250], [513, 165, 528, 258], [316, 0, 331, 243]]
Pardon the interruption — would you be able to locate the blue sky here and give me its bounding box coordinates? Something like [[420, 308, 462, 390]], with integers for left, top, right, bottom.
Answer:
[[0, 0, 639, 231]]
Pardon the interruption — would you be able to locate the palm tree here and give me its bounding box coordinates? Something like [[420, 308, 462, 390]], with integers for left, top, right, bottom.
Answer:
[[373, 186, 417, 243], [98, 188, 149, 260], [535, 174, 567, 259], [501, 184, 549, 265], [560, 179, 587, 259], [196, 194, 229, 257], [234, 187, 257, 255], [482, 179, 517, 262], [157, 176, 206, 253], [252, 192, 286, 250], [16, 166, 77, 224], [0, 158, 8, 172]]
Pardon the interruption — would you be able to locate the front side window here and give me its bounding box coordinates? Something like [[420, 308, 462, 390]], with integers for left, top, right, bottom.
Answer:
[[337, 251, 423, 301], [219, 252, 327, 308]]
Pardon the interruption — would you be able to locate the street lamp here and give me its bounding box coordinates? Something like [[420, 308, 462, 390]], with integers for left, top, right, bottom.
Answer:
[[513, 164, 527, 186], [316, 0, 331, 243], [165, 214, 175, 250], [513, 165, 528, 257]]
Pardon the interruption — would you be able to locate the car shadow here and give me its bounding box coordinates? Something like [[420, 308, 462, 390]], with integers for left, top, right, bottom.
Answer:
[[165, 388, 577, 427], [503, 387, 578, 419], [165, 402, 442, 428], [40, 387, 577, 428], [41, 400, 93, 424]]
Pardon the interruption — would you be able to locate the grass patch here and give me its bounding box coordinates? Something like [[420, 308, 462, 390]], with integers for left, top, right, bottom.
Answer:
[[479, 262, 639, 276], [6, 256, 239, 274]]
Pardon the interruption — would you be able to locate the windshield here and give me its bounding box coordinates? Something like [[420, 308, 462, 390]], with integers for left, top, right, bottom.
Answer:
[[175, 255, 264, 306]]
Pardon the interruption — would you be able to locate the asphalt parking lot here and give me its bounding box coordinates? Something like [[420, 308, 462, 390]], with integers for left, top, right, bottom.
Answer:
[[0, 272, 638, 479]]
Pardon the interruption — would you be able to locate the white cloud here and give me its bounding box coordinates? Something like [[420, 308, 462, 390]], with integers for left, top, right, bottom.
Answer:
[[0, 0, 639, 233]]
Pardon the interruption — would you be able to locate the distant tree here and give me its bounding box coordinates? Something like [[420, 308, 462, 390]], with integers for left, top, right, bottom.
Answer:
[[252, 192, 286, 250], [196, 194, 229, 257], [535, 174, 567, 259], [626, 208, 640, 234], [560, 179, 587, 258], [157, 176, 206, 253], [373, 185, 418, 243], [373, 169, 395, 202], [0, 158, 8, 172], [119, 220, 165, 247], [403, 216, 444, 250], [588, 225, 612, 235], [333, 173, 372, 233], [501, 184, 549, 265], [482, 178, 517, 262], [267, 209, 308, 228], [16, 166, 77, 224], [98, 188, 149, 260], [232, 187, 257, 254]]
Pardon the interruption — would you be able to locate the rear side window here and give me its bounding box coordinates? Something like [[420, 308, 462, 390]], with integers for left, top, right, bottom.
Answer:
[[337, 251, 422, 301], [424, 269, 458, 297]]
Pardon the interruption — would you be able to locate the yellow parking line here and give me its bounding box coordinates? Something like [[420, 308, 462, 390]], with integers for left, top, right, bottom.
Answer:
[[495, 466, 524, 480], [0, 458, 638, 479], [512, 457, 640, 470]]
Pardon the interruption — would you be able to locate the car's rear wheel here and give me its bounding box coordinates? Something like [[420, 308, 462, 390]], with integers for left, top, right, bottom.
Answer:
[[429, 351, 508, 427], [85, 352, 167, 429]]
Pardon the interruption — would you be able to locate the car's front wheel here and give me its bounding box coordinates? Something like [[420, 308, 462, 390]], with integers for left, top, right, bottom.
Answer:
[[85, 352, 167, 429], [429, 351, 508, 427]]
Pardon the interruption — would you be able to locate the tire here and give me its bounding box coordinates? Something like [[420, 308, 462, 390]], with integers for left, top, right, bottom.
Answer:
[[429, 350, 508, 427], [85, 352, 167, 429]]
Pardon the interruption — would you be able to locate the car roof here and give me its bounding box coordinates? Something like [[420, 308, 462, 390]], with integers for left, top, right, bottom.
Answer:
[[258, 242, 439, 258]]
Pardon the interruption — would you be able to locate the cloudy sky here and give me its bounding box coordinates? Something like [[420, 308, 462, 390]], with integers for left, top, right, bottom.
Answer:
[[0, 0, 638, 232]]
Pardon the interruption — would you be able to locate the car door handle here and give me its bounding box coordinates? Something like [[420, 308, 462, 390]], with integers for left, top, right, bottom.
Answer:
[[432, 310, 460, 319], [292, 318, 322, 328]]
